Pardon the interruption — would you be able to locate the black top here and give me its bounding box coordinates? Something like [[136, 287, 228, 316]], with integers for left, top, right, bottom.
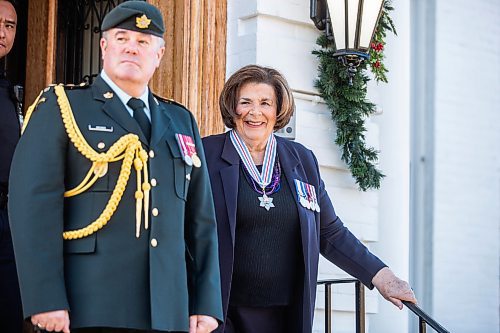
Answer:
[[230, 164, 303, 307], [0, 78, 20, 192]]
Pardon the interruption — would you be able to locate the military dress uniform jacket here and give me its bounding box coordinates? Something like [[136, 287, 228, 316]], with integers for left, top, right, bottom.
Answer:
[[202, 133, 386, 332], [8, 76, 223, 332]]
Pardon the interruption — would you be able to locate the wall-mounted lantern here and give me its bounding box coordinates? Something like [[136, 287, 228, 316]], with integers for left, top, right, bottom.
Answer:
[[311, 0, 384, 84]]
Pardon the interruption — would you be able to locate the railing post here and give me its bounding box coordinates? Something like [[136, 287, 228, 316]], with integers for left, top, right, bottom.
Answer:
[[419, 318, 427, 333], [325, 283, 332, 333], [355, 280, 365, 333]]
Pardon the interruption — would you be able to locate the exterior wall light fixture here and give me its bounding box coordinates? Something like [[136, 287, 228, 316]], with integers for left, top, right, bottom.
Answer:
[[310, 0, 384, 84]]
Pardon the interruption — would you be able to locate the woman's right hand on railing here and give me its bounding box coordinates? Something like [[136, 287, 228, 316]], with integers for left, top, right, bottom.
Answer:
[[372, 267, 417, 310]]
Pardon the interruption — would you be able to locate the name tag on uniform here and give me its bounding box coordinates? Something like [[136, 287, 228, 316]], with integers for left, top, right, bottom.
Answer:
[[88, 125, 114, 132]]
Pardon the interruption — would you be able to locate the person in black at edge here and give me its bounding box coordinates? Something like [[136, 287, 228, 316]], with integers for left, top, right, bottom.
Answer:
[[0, 1, 22, 332]]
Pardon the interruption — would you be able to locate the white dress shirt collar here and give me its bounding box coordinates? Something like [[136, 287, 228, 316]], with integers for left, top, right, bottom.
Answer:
[[100, 70, 151, 120]]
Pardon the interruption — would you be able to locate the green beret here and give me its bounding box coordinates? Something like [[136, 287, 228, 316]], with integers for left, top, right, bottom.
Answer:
[[101, 1, 164, 37]]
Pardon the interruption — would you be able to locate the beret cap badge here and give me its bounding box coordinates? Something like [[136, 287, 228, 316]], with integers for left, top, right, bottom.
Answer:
[[101, 2, 165, 37], [136, 14, 151, 29]]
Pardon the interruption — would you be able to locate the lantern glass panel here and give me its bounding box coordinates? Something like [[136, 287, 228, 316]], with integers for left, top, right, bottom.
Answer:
[[327, 0, 346, 50], [358, 0, 383, 49], [347, 0, 360, 49]]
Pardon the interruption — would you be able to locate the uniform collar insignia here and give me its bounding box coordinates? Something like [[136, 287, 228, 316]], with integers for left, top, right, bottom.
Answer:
[[154, 97, 159, 105], [103, 92, 114, 99], [136, 14, 151, 29]]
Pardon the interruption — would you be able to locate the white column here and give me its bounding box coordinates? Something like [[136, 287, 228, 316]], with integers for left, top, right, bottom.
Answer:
[[370, 0, 411, 332]]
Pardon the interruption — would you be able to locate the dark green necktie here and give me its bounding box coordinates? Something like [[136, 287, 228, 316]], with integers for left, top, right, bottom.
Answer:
[[127, 97, 151, 141]]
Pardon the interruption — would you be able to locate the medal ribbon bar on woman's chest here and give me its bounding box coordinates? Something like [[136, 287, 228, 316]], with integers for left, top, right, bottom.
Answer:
[[294, 179, 320, 212]]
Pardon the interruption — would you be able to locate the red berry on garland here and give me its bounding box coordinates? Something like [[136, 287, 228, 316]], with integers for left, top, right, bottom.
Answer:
[[374, 60, 381, 68]]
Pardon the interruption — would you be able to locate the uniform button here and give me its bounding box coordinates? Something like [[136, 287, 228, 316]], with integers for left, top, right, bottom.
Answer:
[[186, 174, 191, 181], [97, 142, 106, 149], [149, 150, 155, 158], [152, 208, 159, 216], [151, 238, 158, 247], [150, 178, 157, 187]]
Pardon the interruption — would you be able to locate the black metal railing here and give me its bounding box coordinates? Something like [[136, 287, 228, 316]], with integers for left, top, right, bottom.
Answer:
[[318, 279, 451, 333], [403, 300, 451, 333], [318, 278, 365, 333]]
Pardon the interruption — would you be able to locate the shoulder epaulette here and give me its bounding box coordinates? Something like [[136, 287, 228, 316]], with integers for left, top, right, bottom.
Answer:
[[22, 87, 52, 134], [61, 81, 90, 90], [41, 82, 89, 93], [153, 93, 188, 110], [42, 84, 55, 93], [22, 82, 89, 134]]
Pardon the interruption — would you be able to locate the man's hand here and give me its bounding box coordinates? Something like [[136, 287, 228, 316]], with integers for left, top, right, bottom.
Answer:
[[372, 267, 417, 310], [31, 310, 70, 333], [189, 315, 219, 333]]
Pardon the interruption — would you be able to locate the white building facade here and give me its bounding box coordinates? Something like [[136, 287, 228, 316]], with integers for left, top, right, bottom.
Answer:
[[225, 1, 499, 332]]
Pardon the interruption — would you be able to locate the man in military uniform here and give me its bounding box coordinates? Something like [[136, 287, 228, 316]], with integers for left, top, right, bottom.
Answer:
[[9, 2, 222, 332], [0, 1, 23, 332]]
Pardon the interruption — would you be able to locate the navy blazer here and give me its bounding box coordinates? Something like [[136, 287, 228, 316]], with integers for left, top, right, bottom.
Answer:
[[202, 133, 386, 332]]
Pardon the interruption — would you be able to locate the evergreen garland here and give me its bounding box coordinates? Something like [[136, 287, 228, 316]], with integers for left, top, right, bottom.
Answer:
[[313, 1, 396, 191], [369, 2, 397, 82]]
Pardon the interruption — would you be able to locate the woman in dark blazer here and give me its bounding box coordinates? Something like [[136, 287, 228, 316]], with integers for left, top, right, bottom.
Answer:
[[202, 65, 416, 333]]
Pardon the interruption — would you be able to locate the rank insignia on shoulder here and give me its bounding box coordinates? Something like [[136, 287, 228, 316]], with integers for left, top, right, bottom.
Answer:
[[54, 82, 90, 90], [29, 96, 46, 112], [175, 133, 202, 168], [21, 88, 51, 134], [44, 84, 57, 92]]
